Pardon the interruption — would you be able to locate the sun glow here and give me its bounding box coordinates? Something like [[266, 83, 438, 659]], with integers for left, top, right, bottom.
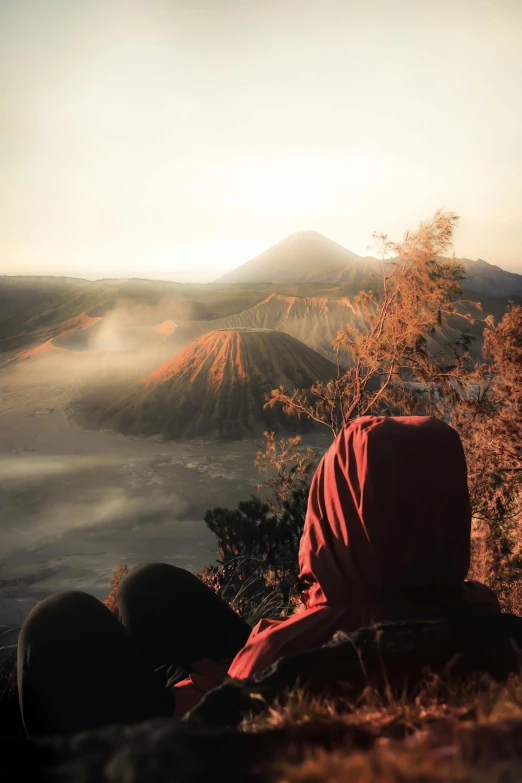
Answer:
[[2, 0, 521, 281], [193, 151, 386, 219]]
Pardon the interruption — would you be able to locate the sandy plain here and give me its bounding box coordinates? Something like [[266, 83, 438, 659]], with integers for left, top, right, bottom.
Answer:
[[0, 376, 268, 625]]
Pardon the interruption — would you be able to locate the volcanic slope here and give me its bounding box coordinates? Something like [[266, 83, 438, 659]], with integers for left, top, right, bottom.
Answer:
[[167, 293, 494, 364], [168, 294, 371, 363], [73, 329, 337, 440]]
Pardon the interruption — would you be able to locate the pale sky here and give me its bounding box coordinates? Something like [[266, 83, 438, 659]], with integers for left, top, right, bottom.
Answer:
[[1, 0, 521, 282]]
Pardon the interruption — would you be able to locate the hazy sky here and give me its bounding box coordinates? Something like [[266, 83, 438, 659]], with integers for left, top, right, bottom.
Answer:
[[1, 0, 521, 282]]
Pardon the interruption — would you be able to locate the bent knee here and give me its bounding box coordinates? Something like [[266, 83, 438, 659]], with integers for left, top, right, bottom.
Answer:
[[118, 562, 198, 599], [20, 591, 107, 638]]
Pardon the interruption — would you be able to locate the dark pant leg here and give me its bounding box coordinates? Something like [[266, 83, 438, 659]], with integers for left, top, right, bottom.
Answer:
[[17, 591, 173, 738], [117, 563, 251, 670]]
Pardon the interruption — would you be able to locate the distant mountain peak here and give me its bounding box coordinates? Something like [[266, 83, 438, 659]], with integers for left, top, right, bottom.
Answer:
[[278, 230, 341, 243], [215, 231, 362, 285], [215, 231, 522, 296], [284, 229, 323, 238]]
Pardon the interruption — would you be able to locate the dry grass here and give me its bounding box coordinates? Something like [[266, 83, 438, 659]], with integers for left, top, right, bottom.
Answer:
[[272, 744, 522, 783], [241, 673, 522, 736], [244, 676, 522, 782]]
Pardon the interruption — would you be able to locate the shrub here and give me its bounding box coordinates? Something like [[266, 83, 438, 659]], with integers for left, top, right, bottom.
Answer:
[[202, 485, 309, 622]]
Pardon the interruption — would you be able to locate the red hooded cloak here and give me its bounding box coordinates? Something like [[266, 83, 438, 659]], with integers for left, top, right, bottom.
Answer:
[[227, 416, 499, 679], [173, 416, 499, 714]]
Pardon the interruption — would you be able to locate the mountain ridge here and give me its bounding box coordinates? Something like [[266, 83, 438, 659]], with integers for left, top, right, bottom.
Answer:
[[215, 231, 522, 298], [166, 293, 368, 362]]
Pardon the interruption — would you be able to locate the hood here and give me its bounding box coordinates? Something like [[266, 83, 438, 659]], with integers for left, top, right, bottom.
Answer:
[[298, 416, 471, 608]]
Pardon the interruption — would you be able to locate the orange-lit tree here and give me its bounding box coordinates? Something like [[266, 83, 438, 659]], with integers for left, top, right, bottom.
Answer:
[[265, 210, 476, 434], [457, 304, 522, 610]]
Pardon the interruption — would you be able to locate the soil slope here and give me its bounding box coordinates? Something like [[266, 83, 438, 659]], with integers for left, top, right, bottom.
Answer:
[[168, 294, 370, 362], [168, 293, 494, 364]]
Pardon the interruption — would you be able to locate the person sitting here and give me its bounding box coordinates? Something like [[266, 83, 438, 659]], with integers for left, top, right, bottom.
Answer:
[[226, 414, 500, 680], [17, 416, 500, 736]]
